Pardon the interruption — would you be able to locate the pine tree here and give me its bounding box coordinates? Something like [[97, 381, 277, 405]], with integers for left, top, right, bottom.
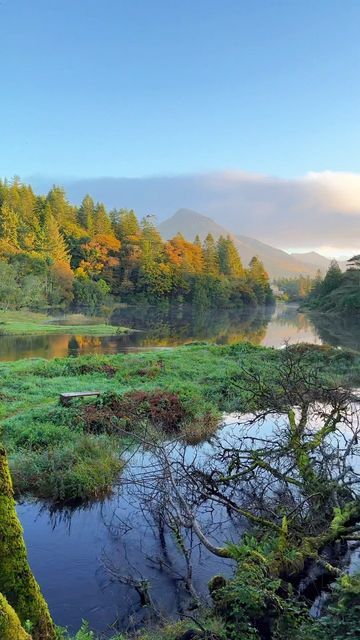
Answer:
[[118, 209, 140, 240], [140, 215, 163, 267], [321, 260, 342, 295], [77, 194, 95, 232], [42, 207, 70, 263], [248, 256, 273, 304], [46, 185, 76, 228], [93, 203, 113, 235], [203, 233, 219, 275], [217, 235, 244, 277], [0, 202, 19, 247], [347, 254, 360, 270], [248, 256, 268, 282]]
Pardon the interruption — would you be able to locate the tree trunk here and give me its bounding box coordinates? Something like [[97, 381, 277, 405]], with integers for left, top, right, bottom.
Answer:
[[0, 445, 56, 639], [0, 592, 31, 640]]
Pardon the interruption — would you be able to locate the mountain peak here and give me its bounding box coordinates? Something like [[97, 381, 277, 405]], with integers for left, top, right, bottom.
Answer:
[[158, 209, 327, 278]]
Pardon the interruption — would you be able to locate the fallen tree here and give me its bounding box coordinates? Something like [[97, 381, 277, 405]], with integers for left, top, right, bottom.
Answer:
[[121, 346, 360, 639]]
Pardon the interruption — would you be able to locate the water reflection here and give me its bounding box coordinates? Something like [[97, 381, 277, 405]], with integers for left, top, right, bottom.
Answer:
[[18, 418, 239, 634], [1, 305, 359, 361], [308, 311, 360, 352]]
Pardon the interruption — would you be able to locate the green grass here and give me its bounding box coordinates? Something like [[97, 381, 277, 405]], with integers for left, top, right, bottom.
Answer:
[[0, 310, 133, 336], [1, 342, 360, 502]]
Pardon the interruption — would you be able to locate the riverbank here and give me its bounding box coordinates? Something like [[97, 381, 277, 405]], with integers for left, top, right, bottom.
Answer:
[[0, 310, 133, 336], [2, 341, 360, 502]]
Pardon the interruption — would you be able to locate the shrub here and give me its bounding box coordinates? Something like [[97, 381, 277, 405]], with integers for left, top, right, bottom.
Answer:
[[10, 434, 123, 502], [82, 390, 188, 435]]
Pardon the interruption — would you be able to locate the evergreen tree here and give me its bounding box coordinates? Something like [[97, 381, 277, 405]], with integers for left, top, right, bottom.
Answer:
[[140, 216, 164, 267], [203, 233, 219, 275], [93, 202, 113, 235], [77, 194, 95, 232], [0, 202, 19, 247], [321, 260, 342, 295], [117, 209, 140, 240], [347, 254, 360, 270], [248, 256, 273, 304], [46, 185, 76, 228], [42, 207, 70, 263], [217, 235, 244, 277]]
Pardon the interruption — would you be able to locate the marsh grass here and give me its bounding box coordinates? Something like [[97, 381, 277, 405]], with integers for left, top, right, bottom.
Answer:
[[0, 310, 132, 336], [1, 342, 360, 502]]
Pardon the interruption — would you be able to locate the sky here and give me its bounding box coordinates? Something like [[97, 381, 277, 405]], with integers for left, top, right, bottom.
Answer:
[[1, 0, 360, 254]]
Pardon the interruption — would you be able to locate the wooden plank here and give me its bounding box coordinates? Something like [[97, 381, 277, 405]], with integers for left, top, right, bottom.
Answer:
[[59, 391, 101, 406], [61, 392, 101, 398]]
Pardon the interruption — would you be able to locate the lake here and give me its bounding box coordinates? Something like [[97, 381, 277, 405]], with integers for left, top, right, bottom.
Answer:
[[10, 304, 360, 636], [2, 304, 360, 361], [18, 417, 241, 636], [17, 410, 360, 635]]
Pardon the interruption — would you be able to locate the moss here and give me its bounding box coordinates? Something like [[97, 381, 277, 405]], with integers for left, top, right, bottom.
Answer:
[[0, 446, 56, 639], [0, 592, 31, 640]]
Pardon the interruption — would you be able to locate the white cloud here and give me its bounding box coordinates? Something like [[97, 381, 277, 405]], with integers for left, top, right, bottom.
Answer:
[[28, 170, 360, 251], [305, 171, 360, 214]]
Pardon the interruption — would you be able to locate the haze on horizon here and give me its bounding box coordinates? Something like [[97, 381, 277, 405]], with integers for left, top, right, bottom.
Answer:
[[1, 0, 359, 258]]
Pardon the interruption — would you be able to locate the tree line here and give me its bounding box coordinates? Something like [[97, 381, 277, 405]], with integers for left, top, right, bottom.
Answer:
[[274, 274, 316, 302], [304, 256, 360, 312], [0, 178, 274, 309]]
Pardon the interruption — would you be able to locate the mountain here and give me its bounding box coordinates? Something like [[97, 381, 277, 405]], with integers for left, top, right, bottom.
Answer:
[[291, 251, 347, 272], [158, 208, 324, 279]]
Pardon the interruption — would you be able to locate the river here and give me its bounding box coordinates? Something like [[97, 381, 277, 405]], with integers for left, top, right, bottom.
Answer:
[[2, 304, 360, 361], [18, 417, 240, 636], [10, 304, 360, 635]]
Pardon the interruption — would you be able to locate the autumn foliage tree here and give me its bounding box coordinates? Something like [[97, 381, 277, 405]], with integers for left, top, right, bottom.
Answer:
[[0, 178, 275, 309]]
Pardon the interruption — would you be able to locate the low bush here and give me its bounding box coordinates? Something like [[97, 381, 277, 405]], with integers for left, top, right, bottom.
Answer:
[[82, 389, 189, 435], [10, 434, 123, 502]]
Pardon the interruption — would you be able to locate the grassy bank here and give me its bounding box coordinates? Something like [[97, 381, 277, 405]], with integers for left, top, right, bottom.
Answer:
[[0, 310, 132, 336], [1, 342, 360, 502]]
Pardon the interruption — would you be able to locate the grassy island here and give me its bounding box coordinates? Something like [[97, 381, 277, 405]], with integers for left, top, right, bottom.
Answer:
[[2, 341, 360, 640], [1, 341, 360, 503], [0, 310, 132, 336]]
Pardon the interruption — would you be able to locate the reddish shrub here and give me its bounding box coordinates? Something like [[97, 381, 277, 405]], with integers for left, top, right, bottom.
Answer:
[[82, 390, 187, 434], [75, 363, 117, 377]]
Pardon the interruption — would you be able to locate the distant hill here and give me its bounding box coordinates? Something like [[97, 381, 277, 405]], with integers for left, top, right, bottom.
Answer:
[[291, 251, 347, 272], [158, 208, 324, 279]]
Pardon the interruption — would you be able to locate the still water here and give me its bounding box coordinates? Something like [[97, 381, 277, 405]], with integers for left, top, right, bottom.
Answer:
[[11, 305, 360, 635], [18, 417, 240, 636], [2, 304, 360, 361]]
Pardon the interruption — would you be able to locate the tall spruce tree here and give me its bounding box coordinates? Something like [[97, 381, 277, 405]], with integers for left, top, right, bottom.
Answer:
[[321, 260, 342, 295], [217, 235, 244, 277], [93, 202, 113, 235], [46, 185, 76, 228], [42, 207, 70, 263], [77, 194, 95, 232], [0, 202, 19, 247], [203, 233, 219, 275]]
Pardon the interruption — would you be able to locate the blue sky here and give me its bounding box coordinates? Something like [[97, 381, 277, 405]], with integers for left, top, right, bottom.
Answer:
[[1, 0, 360, 180]]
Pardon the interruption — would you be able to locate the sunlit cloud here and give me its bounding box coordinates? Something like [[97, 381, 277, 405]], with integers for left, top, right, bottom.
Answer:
[[305, 171, 360, 214], [28, 170, 360, 252]]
